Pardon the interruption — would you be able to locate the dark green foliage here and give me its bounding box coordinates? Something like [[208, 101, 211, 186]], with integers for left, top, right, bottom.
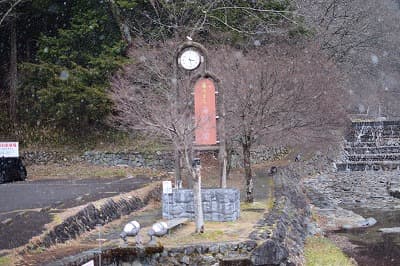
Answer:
[[19, 0, 127, 132]]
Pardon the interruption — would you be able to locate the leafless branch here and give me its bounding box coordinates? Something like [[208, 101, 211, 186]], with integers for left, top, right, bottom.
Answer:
[[0, 0, 23, 27]]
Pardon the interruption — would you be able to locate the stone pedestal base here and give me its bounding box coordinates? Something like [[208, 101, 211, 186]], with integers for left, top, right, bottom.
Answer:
[[162, 188, 240, 222]]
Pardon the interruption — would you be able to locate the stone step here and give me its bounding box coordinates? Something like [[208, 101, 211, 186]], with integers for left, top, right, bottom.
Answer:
[[346, 153, 400, 162], [378, 227, 400, 234], [353, 135, 400, 142], [351, 120, 400, 127], [346, 140, 400, 148], [345, 146, 400, 154], [352, 129, 400, 136], [336, 161, 400, 171]]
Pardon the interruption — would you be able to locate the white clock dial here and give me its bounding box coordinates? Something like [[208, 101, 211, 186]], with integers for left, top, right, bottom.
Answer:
[[179, 50, 201, 70]]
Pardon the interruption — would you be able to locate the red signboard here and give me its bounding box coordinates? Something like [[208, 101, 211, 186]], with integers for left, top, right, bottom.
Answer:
[[194, 78, 217, 145]]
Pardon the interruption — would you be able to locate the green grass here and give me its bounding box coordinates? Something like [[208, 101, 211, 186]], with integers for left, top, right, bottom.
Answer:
[[241, 201, 268, 210], [305, 236, 356, 266], [18, 126, 169, 154], [191, 229, 224, 241], [0, 256, 13, 266]]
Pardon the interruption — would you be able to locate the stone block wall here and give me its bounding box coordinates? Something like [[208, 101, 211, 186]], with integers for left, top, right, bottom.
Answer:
[[23, 147, 287, 171], [58, 241, 258, 266], [162, 188, 240, 222], [230, 146, 288, 168], [82, 151, 175, 170]]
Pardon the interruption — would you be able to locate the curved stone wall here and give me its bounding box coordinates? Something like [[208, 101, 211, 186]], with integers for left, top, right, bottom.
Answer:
[[249, 166, 310, 265]]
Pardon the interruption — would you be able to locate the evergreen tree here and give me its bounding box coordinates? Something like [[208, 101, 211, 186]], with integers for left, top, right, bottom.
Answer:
[[19, 0, 126, 132]]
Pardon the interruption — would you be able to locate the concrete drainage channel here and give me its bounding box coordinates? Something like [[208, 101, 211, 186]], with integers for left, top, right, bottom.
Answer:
[[49, 166, 310, 266], [25, 183, 162, 251]]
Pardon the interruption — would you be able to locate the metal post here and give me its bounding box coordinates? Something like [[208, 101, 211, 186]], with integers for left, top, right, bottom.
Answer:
[[97, 224, 102, 266]]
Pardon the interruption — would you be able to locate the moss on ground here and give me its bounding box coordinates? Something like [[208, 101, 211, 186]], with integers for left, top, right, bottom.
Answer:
[[26, 163, 167, 180], [305, 236, 356, 266], [0, 255, 13, 266]]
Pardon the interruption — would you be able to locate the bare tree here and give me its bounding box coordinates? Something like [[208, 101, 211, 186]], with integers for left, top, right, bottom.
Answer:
[[210, 43, 347, 202], [297, 0, 400, 118], [110, 39, 205, 233], [296, 0, 381, 62], [0, 0, 24, 27]]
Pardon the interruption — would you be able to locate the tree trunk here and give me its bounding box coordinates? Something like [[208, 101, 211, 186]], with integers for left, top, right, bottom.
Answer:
[[9, 18, 17, 127], [108, 0, 132, 45], [182, 150, 204, 233], [243, 140, 254, 203], [193, 166, 204, 233], [174, 149, 182, 188], [219, 153, 227, 188]]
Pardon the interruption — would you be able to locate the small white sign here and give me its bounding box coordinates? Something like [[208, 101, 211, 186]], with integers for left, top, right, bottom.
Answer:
[[81, 260, 94, 266], [0, 142, 19, 158], [162, 181, 173, 194]]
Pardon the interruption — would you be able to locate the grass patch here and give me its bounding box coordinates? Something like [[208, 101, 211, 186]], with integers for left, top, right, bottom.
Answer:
[[0, 255, 13, 266], [161, 203, 267, 246], [19, 127, 170, 155], [26, 163, 167, 180], [241, 201, 267, 210], [189, 229, 224, 242], [305, 236, 356, 266]]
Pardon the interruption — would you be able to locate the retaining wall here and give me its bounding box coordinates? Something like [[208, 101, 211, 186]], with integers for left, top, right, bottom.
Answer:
[[249, 166, 310, 265], [23, 147, 287, 170], [54, 241, 258, 266], [28, 184, 162, 249]]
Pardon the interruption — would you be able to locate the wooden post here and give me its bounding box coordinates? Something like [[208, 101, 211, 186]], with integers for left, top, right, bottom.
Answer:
[[217, 80, 227, 188]]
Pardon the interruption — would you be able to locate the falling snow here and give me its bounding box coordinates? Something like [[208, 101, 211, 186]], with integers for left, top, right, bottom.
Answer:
[[59, 70, 69, 80]]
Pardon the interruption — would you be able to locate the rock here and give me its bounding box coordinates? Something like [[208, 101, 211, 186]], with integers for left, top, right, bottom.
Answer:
[[184, 246, 195, 255], [16, 211, 27, 217], [40, 206, 51, 212], [359, 217, 377, 227], [75, 196, 83, 202], [306, 222, 323, 236], [202, 255, 217, 265], [180, 255, 190, 265], [1, 218, 12, 225], [388, 185, 400, 199], [251, 239, 289, 265], [378, 227, 400, 233]]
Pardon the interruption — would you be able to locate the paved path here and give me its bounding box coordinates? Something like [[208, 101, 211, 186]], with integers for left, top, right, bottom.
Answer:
[[0, 176, 151, 250], [0, 177, 149, 213]]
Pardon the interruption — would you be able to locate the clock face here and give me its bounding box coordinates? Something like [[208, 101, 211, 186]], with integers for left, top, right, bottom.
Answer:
[[179, 49, 201, 70]]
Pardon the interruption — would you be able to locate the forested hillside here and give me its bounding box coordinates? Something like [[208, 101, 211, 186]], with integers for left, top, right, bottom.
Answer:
[[0, 0, 398, 144]]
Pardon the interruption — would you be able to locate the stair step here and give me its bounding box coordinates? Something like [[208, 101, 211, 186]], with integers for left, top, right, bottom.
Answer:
[[346, 153, 400, 161], [351, 120, 400, 127], [336, 161, 400, 172], [344, 146, 400, 154], [346, 141, 400, 148]]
